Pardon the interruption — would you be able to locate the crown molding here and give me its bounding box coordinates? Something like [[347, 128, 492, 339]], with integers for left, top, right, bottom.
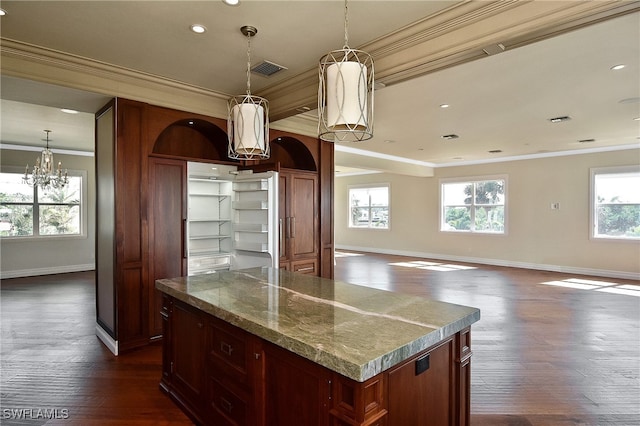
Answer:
[[0, 38, 229, 118], [260, 0, 639, 121]]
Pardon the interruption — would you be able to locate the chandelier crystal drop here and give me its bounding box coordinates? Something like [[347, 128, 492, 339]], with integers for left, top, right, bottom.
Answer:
[[318, 0, 374, 142], [228, 25, 270, 160], [23, 130, 69, 190]]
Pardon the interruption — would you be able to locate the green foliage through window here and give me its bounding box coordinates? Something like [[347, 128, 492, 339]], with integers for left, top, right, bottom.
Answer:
[[442, 178, 505, 234], [593, 169, 640, 240], [0, 172, 82, 237]]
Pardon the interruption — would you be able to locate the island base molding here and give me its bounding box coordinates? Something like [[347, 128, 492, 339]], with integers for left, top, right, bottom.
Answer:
[[159, 296, 472, 426]]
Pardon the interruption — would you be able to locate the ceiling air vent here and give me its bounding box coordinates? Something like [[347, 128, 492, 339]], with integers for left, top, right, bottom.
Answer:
[[441, 134, 459, 140], [251, 60, 287, 77], [548, 116, 571, 123]]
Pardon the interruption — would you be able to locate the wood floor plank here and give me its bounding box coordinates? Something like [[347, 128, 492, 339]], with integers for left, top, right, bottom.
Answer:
[[1, 253, 639, 425]]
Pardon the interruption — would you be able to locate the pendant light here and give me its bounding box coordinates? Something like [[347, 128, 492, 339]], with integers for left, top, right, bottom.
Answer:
[[318, 0, 374, 142], [228, 25, 270, 160], [23, 130, 69, 190]]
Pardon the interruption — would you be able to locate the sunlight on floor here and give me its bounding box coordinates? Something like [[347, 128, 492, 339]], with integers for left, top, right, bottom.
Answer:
[[389, 260, 477, 272], [541, 277, 640, 297], [335, 251, 365, 258]]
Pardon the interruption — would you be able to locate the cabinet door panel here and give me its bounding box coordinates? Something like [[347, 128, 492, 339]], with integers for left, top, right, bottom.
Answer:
[[149, 158, 186, 338], [172, 301, 206, 405], [290, 173, 318, 259], [387, 339, 454, 426], [265, 343, 329, 426]]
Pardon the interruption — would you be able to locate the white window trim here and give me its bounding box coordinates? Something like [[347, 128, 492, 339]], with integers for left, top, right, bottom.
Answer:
[[590, 165, 640, 242], [347, 183, 391, 231], [0, 166, 88, 241], [439, 174, 508, 235]]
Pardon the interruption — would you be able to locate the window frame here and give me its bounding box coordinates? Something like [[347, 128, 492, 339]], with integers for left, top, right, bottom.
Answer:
[[590, 165, 640, 242], [0, 167, 88, 240], [439, 175, 508, 235], [347, 183, 390, 230]]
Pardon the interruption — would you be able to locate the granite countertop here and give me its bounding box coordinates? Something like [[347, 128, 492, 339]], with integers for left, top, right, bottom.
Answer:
[[156, 267, 480, 382]]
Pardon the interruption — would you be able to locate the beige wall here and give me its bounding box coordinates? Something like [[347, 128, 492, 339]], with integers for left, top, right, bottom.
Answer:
[[1, 148, 96, 278], [335, 149, 640, 279]]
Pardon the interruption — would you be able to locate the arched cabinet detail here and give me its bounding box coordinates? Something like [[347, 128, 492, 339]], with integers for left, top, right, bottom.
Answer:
[[269, 136, 318, 171], [152, 119, 235, 162]]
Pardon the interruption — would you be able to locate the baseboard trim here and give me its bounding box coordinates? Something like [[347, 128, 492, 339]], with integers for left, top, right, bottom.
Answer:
[[335, 245, 640, 281], [0, 264, 95, 279], [95, 324, 118, 356]]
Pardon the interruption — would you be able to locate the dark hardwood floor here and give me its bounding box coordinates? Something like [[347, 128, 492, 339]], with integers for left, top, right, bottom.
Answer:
[[1, 252, 638, 425]]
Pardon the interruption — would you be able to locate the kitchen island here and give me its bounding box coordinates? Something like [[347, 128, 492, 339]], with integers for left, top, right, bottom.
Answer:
[[156, 267, 480, 426]]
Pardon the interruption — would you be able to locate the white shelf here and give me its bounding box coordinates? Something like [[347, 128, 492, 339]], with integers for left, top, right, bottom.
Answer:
[[233, 180, 268, 192], [234, 223, 269, 233], [233, 200, 268, 210], [189, 249, 232, 257], [189, 234, 232, 240], [189, 193, 231, 198], [189, 218, 232, 222], [235, 241, 269, 252]]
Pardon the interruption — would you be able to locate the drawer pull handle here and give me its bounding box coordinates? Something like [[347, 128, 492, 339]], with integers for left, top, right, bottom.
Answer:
[[220, 341, 234, 356], [415, 353, 430, 376], [220, 396, 233, 413], [297, 267, 313, 272], [159, 311, 169, 320]]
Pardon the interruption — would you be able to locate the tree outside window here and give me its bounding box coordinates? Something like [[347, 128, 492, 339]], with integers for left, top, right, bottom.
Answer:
[[441, 177, 505, 234], [592, 167, 640, 240], [0, 172, 82, 237], [349, 185, 389, 229]]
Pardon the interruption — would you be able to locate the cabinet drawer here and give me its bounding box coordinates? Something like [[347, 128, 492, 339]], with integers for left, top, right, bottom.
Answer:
[[291, 258, 318, 275], [209, 376, 249, 426], [207, 320, 250, 386]]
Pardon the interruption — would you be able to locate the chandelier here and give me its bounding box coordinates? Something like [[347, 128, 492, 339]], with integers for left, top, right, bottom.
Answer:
[[228, 25, 270, 160], [318, 0, 374, 142], [23, 130, 68, 190]]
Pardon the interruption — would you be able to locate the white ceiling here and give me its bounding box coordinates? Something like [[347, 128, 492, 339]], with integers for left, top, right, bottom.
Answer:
[[0, 1, 638, 174]]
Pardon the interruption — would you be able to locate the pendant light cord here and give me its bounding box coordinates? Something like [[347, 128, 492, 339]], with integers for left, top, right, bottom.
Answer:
[[343, 0, 349, 49], [246, 33, 252, 95]]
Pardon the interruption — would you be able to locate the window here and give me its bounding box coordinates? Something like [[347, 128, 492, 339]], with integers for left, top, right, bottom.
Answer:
[[591, 166, 640, 240], [441, 177, 506, 233], [0, 171, 84, 238], [349, 185, 389, 229]]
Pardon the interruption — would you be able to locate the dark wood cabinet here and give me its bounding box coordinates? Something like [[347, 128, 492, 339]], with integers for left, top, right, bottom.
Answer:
[[160, 294, 472, 426], [279, 170, 319, 274], [95, 98, 334, 354], [387, 339, 455, 426], [148, 158, 187, 338]]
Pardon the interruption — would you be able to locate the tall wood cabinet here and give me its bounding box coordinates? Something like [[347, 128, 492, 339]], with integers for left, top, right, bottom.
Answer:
[[95, 98, 334, 354], [279, 170, 319, 274]]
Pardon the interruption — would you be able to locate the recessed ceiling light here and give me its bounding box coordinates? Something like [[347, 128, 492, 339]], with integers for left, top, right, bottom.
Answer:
[[488, 149, 502, 154], [441, 134, 459, 140], [611, 64, 625, 70], [190, 24, 206, 34], [578, 138, 596, 143], [634, 117, 640, 121], [548, 116, 571, 123], [0, 8, 6, 16], [222, 0, 240, 5], [440, 104, 450, 109], [61, 108, 78, 114]]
